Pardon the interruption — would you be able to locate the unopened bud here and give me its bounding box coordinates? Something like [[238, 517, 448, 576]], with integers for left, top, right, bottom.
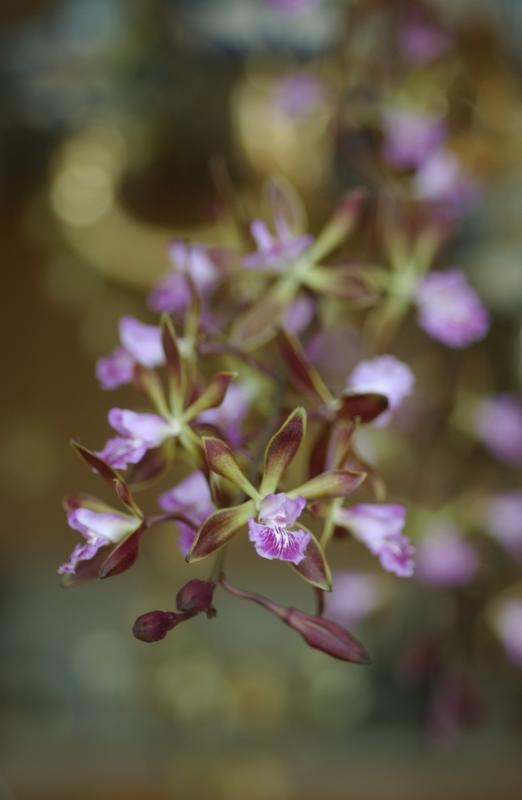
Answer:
[[176, 579, 216, 617], [285, 608, 371, 665], [132, 611, 180, 643]]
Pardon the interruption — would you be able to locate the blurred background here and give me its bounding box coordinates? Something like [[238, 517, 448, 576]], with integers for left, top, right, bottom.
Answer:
[[1, 1, 522, 798]]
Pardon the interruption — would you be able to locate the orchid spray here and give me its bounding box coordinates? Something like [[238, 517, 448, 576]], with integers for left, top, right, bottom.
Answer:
[[58, 161, 496, 667]]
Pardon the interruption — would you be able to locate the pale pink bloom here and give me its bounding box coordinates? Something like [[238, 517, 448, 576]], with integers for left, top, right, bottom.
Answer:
[[59, 507, 139, 575], [382, 109, 446, 169], [487, 492, 522, 561], [325, 571, 384, 627], [493, 599, 522, 668], [473, 395, 522, 466], [98, 408, 175, 469], [274, 73, 325, 118], [159, 471, 215, 556], [248, 493, 310, 564], [413, 150, 478, 217], [415, 523, 479, 587], [346, 355, 415, 425], [243, 219, 312, 272], [267, 0, 319, 12], [335, 504, 414, 577], [416, 270, 489, 348], [148, 240, 218, 314], [399, 17, 451, 64], [96, 317, 163, 390]]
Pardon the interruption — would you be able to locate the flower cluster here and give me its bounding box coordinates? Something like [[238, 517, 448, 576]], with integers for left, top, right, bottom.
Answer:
[[59, 1, 507, 676]]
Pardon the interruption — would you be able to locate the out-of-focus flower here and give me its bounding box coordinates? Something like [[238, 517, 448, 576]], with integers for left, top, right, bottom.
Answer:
[[325, 570, 385, 626], [197, 382, 251, 447], [487, 492, 522, 561], [493, 599, 522, 668], [274, 72, 325, 118], [248, 493, 309, 564], [345, 355, 415, 425], [413, 150, 478, 216], [243, 218, 313, 272], [415, 523, 479, 587], [148, 240, 218, 314], [159, 471, 215, 556], [382, 109, 446, 169], [473, 395, 522, 466], [427, 674, 482, 740], [266, 0, 320, 13], [96, 316, 163, 390], [98, 408, 176, 469], [415, 269, 489, 348], [334, 504, 414, 577], [59, 506, 140, 575], [399, 16, 451, 64]]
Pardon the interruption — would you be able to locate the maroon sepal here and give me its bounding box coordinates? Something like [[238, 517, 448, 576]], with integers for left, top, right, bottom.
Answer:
[[292, 532, 331, 590], [176, 579, 216, 618], [60, 544, 113, 588], [99, 528, 143, 579], [339, 392, 388, 423], [113, 478, 139, 514], [308, 423, 330, 477], [70, 441, 120, 485], [277, 328, 332, 405]]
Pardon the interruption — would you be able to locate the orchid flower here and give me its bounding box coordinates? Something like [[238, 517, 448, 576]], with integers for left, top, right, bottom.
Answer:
[[96, 316, 236, 471], [415, 523, 478, 587], [59, 501, 141, 577], [96, 316, 163, 390], [187, 407, 366, 589], [415, 270, 489, 348], [148, 240, 219, 315], [382, 108, 446, 170], [278, 327, 397, 428], [158, 470, 215, 556], [232, 182, 374, 349], [334, 504, 414, 577]]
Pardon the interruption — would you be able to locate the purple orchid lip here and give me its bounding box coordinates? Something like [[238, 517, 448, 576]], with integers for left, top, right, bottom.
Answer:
[[248, 493, 310, 564]]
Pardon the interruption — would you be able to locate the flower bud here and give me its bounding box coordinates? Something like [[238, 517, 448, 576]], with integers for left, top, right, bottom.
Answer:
[[176, 579, 216, 616], [285, 608, 371, 664], [132, 611, 181, 643]]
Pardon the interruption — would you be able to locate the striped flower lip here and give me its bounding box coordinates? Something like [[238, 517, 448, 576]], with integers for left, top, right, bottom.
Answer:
[[248, 493, 310, 565]]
